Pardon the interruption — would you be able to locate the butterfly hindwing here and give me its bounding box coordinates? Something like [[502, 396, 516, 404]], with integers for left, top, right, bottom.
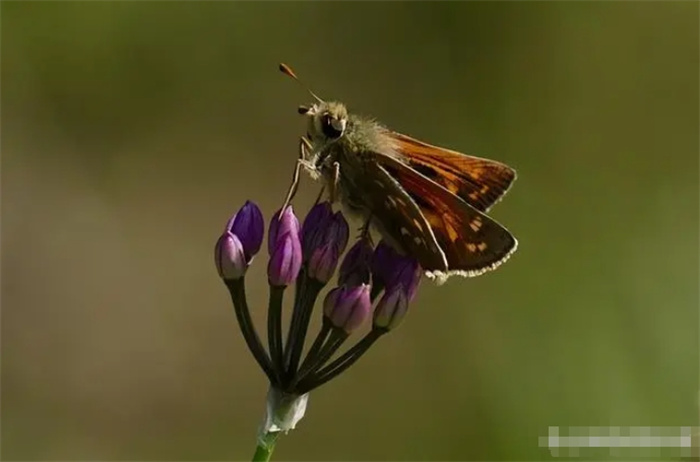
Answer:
[[375, 153, 518, 278]]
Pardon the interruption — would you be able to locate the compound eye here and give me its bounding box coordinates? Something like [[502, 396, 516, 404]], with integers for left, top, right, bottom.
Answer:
[[321, 114, 345, 139]]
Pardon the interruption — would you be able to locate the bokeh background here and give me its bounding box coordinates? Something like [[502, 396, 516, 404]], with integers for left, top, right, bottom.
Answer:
[[2, 2, 698, 460]]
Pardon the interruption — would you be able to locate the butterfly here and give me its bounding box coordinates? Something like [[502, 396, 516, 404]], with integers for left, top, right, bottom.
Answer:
[[279, 63, 517, 284]]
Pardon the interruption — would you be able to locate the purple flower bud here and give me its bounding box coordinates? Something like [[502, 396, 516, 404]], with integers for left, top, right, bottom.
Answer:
[[268, 206, 300, 255], [370, 240, 422, 300], [268, 232, 302, 286], [373, 284, 409, 331], [339, 238, 374, 286], [308, 243, 340, 284], [370, 240, 399, 288], [301, 204, 349, 260], [214, 232, 247, 280], [326, 212, 350, 253], [386, 257, 422, 302], [323, 284, 371, 333], [301, 202, 333, 248], [228, 201, 264, 261]]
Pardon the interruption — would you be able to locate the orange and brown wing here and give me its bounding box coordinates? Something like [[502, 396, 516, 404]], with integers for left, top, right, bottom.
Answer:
[[389, 132, 516, 212], [376, 153, 518, 279], [348, 160, 449, 272]]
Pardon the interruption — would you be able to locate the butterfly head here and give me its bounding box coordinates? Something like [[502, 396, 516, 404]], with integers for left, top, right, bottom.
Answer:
[[299, 101, 348, 144], [278, 64, 349, 144]]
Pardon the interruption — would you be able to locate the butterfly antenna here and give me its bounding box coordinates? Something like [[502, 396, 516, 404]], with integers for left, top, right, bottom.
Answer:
[[279, 63, 325, 104]]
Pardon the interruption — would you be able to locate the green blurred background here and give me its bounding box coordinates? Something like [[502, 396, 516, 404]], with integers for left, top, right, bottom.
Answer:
[[2, 2, 698, 460]]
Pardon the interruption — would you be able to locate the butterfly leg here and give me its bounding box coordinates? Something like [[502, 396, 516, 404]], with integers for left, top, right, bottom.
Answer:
[[327, 161, 341, 204], [280, 137, 311, 214], [314, 185, 326, 205]]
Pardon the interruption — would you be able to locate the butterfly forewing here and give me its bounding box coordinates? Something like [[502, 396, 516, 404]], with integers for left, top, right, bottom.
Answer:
[[389, 132, 516, 212], [375, 153, 517, 277]]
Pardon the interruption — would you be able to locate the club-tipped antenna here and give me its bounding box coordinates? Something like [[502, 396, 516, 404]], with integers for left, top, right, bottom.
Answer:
[[279, 63, 324, 104]]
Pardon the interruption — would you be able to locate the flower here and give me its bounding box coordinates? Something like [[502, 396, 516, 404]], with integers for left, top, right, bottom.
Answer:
[[268, 228, 303, 287], [266, 206, 303, 286], [371, 240, 422, 300], [323, 284, 371, 333], [301, 202, 333, 252], [228, 200, 264, 261], [268, 206, 300, 255], [370, 239, 396, 290], [369, 239, 421, 328], [338, 238, 374, 286], [306, 207, 349, 283], [217, 199, 423, 428], [214, 192, 439, 460], [301, 202, 349, 261], [214, 202, 265, 280], [386, 255, 422, 302], [308, 243, 339, 284], [214, 232, 247, 280], [324, 212, 350, 254], [373, 284, 409, 331]]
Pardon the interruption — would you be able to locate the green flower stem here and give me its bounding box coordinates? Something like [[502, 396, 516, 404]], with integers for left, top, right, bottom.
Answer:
[[267, 285, 286, 382], [296, 328, 385, 394], [284, 276, 324, 382], [226, 278, 275, 382], [252, 430, 280, 462]]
